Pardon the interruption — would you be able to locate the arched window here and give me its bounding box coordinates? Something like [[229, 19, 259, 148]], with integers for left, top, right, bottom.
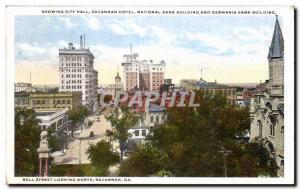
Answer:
[[258, 120, 263, 138], [266, 102, 272, 111], [270, 124, 275, 136]]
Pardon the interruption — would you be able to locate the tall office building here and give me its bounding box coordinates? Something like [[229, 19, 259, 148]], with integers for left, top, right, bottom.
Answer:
[[121, 50, 166, 91], [58, 35, 98, 111]]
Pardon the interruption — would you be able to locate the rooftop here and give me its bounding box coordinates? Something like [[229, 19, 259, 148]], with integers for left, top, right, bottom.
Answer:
[[148, 104, 166, 112], [269, 16, 284, 59]]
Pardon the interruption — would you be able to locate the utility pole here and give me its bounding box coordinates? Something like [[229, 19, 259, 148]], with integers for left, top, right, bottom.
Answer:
[[219, 143, 231, 177]]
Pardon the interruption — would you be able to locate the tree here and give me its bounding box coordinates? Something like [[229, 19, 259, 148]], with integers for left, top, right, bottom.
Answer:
[[68, 106, 90, 137], [15, 108, 41, 176], [119, 144, 167, 176], [64, 166, 84, 176], [138, 91, 278, 177], [87, 140, 120, 175], [105, 106, 139, 158], [47, 127, 61, 152]]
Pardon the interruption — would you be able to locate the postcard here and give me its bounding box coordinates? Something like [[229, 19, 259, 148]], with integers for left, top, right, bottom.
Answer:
[[6, 5, 295, 185]]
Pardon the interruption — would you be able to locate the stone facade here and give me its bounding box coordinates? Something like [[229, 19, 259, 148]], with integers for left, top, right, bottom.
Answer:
[[107, 72, 123, 98], [250, 16, 284, 176], [59, 35, 98, 111], [15, 91, 82, 110]]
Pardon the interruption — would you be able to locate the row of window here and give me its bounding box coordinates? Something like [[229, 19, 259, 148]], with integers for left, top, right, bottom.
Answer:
[[150, 115, 160, 123], [63, 74, 92, 78], [61, 56, 89, 62], [61, 68, 93, 72], [62, 80, 82, 84], [258, 121, 284, 138], [63, 74, 82, 78], [134, 129, 147, 137], [32, 99, 71, 105], [63, 85, 93, 89], [204, 89, 236, 96]]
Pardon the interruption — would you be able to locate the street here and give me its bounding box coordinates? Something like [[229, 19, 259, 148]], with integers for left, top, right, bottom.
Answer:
[[53, 114, 119, 165]]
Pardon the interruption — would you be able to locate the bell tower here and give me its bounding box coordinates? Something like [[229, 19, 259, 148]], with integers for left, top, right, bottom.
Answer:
[[268, 15, 284, 85]]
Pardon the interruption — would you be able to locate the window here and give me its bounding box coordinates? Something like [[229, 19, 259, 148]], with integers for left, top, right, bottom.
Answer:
[[280, 160, 284, 166], [270, 124, 275, 136], [67, 100, 70, 104], [150, 115, 154, 123], [62, 99, 65, 104], [281, 126, 284, 134], [258, 120, 263, 138], [142, 130, 146, 136], [156, 115, 159, 123], [134, 130, 139, 137]]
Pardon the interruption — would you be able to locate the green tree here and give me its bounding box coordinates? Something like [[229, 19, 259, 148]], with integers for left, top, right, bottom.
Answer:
[[119, 144, 167, 176], [64, 166, 84, 176], [68, 106, 89, 137], [15, 108, 41, 176], [47, 127, 61, 152], [140, 91, 278, 177], [105, 106, 139, 158], [87, 140, 120, 175]]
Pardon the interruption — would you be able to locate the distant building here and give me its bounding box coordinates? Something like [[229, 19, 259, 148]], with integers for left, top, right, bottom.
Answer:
[[14, 82, 33, 93], [197, 78, 237, 105], [236, 88, 254, 107], [145, 104, 166, 132], [29, 92, 82, 110], [107, 72, 123, 98], [250, 16, 284, 176], [15, 92, 82, 110], [180, 79, 198, 92], [36, 108, 70, 133], [15, 92, 30, 108], [160, 79, 175, 94], [59, 35, 98, 111], [127, 120, 150, 145], [121, 50, 166, 91]]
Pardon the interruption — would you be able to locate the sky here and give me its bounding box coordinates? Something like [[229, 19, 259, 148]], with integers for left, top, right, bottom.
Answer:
[[14, 15, 280, 85]]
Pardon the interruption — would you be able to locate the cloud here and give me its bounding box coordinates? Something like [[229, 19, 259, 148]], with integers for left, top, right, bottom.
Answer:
[[108, 19, 147, 36], [58, 17, 77, 28], [83, 16, 101, 30], [233, 26, 273, 42], [16, 42, 59, 62]]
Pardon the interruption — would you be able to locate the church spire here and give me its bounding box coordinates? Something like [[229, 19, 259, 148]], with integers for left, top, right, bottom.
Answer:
[[268, 15, 284, 59]]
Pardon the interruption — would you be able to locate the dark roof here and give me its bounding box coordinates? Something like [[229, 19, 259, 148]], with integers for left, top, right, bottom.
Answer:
[[269, 16, 284, 59], [198, 82, 233, 89], [148, 104, 166, 112]]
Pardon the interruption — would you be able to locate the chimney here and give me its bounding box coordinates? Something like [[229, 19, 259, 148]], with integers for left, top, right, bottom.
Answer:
[[84, 34, 86, 48], [80, 35, 83, 49], [68, 43, 73, 49]]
